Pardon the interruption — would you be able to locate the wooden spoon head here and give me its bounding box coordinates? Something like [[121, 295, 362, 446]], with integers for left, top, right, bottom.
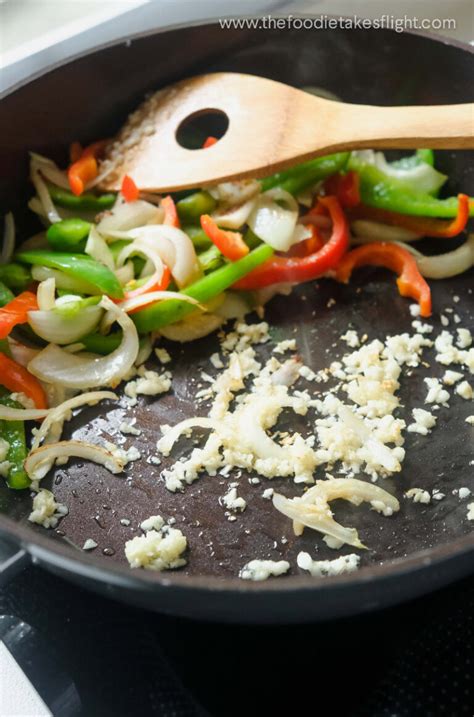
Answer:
[[99, 72, 340, 193]]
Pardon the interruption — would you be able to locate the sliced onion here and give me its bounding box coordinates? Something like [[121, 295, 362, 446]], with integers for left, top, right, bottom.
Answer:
[[248, 188, 299, 251], [29, 152, 70, 189], [157, 418, 220, 455], [30, 155, 61, 224], [31, 266, 101, 295], [85, 226, 115, 269], [8, 338, 39, 367], [127, 225, 200, 288], [135, 335, 152, 366], [25, 440, 125, 481], [1, 213, 15, 264], [28, 305, 103, 345], [31, 390, 117, 449], [97, 197, 161, 234], [0, 405, 49, 421], [211, 195, 258, 229], [118, 291, 202, 314], [117, 236, 165, 294], [37, 278, 56, 311], [28, 296, 139, 389], [273, 478, 399, 548], [351, 150, 447, 194], [115, 261, 134, 285], [416, 235, 474, 279], [211, 179, 260, 205], [351, 219, 420, 243], [159, 313, 223, 343], [214, 291, 252, 320]]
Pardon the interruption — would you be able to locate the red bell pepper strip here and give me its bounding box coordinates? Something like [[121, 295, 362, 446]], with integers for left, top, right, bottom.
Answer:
[[233, 195, 349, 289], [121, 175, 139, 203], [0, 292, 38, 339], [67, 140, 107, 197], [349, 193, 469, 238], [336, 242, 431, 317], [161, 196, 180, 228], [0, 353, 47, 409], [200, 215, 249, 261], [203, 136, 218, 148], [324, 171, 360, 208]]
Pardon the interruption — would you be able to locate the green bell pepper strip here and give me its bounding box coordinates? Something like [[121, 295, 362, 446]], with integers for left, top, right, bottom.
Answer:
[[260, 152, 350, 195], [48, 184, 116, 211], [182, 225, 212, 251], [0, 263, 31, 292], [348, 158, 474, 218], [79, 333, 151, 356], [133, 244, 273, 333], [46, 218, 91, 252], [177, 191, 217, 222], [0, 391, 30, 489], [391, 149, 435, 168], [16, 250, 124, 299], [0, 281, 14, 308], [198, 245, 223, 273]]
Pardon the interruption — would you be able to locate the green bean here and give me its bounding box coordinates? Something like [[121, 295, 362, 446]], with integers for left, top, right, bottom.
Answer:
[[133, 244, 273, 333], [47, 218, 91, 252]]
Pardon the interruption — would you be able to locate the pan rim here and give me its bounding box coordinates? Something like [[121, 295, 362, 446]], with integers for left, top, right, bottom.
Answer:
[[1, 17, 473, 600]]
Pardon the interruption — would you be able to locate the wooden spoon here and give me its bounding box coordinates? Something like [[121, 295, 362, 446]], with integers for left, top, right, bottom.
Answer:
[[101, 72, 474, 193]]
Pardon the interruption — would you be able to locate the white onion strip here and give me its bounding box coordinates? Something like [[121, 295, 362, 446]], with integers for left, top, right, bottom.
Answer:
[[29, 152, 70, 189], [25, 440, 125, 481], [31, 390, 117, 449], [1, 213, 15, 264], [117, 237, 165, 295], [0, 405, 49, 421], [248, 188, 299, 251], [351, 219, 421, 243], [273, 478, 399, 548], [27, 297, 139, 389], [37, 278, 56, 311], [416, 235, 474, 279], [157, 418, 221, 455], [30, 155, 61, 224], [127, 226, 200, 288]]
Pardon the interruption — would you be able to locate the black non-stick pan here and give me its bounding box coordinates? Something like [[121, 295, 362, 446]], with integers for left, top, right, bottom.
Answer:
[[0, 20, 473, 623]]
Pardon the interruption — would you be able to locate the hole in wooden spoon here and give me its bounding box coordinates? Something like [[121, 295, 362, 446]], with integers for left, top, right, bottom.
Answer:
[[176, 108, 229, 150]]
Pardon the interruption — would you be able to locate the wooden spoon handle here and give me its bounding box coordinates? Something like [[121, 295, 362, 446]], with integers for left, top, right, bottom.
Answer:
[[331, 102, 474, 151]]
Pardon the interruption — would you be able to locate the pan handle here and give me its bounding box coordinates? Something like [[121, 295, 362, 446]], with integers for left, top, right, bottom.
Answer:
[[0, 538, 30, 587]]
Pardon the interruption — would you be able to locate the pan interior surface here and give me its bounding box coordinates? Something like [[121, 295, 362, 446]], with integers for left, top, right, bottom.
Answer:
[[0, 22, 473, 616]]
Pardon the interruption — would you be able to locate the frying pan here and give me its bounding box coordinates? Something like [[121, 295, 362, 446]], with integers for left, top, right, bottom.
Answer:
[[0, 19, 473, 624]]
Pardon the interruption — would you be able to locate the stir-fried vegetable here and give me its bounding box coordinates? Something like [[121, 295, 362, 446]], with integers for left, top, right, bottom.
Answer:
[[177, 191, 216, 222], [336, 242, 432, 317], [0, 390, 30, 489], [46, 218, 91, 252], [48, 184, 116, 211], [234, 196, 349, 289], [0, 352, 47, 408], [132, 244, 273, 332], [16, 250, 124, 299], [200, 215, 249, 260], [261, 152, 350, 195], [0, 292, 38, 339]]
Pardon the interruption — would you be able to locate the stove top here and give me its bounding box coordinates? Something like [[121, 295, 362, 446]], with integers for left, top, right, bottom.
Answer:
[[1, 564, 473, 716]]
